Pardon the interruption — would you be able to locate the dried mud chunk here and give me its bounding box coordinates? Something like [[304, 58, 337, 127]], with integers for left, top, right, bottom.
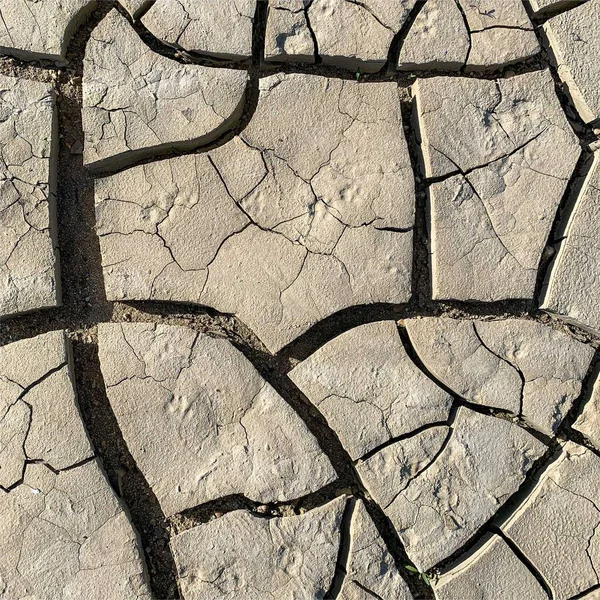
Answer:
[[120, 0, 152, 18], [502, 442, 600, 599], [265, 0, 416, 72], [544, 0, 600, 124], [542, 152, 600, 335], [399, 0, 538, 71], [0, 74, 60, 317], [0, 460, 151, 599], [265, 0, 316, 63], [460, 0, 539, 70], [432, 534, 548, 600], [0, 331, 93, 490], [358, 408, 546, 571], [340, 500, 413, 600], [170, 497, 345, 600], [289, 321, 452, 460], [0, 0, 96, 62], [415, 71, 580, 301], [95, 74, 415, 352], [398, 0, 469, 71], [82, 9, 247, 170], [97, 323, 336, 517], [406, 317, 593, 435], [142, 0, 255, 60], [530, 0, 590, 17], [574, 374, 600, 450]]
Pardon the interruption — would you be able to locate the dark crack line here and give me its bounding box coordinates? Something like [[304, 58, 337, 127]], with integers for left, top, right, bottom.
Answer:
[[351, 581, 383, 600], [302, 0, 320, 65], [472, 321, 526, 417], [357, 420, 450, 463], [324, 496, 355, 599], [491, 527, 553, 599], [537, 150, 595, 308], [384, 0, 426, 73]]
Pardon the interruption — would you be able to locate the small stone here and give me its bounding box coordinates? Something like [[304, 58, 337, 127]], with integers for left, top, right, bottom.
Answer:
[[502, 441, 600, 599], [97, 323, 337, 516], [82, 9, 247, 170], [432, 534, 548, 600], [358, 408, 546, 571], [289, 321, 452, 460], [142, 0, 255, 60], [170, 497, 346, 599]]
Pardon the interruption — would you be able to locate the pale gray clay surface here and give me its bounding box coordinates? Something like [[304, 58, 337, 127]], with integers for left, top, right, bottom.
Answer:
[[574, 374, 600, 450], [415, 70, 580, 300], [289, 320, 452, 460], [545, 0, 600, 124], [1, 3, 599, 599], [82, 9, 247, 170], [0, 74, 60, 317], [265, 0, 416, 72], [95, 74, 414, 352], [0, 460, 151, 599], [339, 500, 413, 600], [170, 497, 345, 600], [399, 0, 539, 71], [530, 0, 590, 17], [432, 534, 548, 600], [265, 0, 316, 63], [542, 153, 600, 336], [0, 331, 93, 489], [0, 331, 150, 599], [503, 442, 600, 599], [406, 317, 593, 435], [142, 0, 255, 60], [120, 0, 152, 18], [358, 408, 546, 571], [0, 0, 96, 62], [97, 323, 336, 517]]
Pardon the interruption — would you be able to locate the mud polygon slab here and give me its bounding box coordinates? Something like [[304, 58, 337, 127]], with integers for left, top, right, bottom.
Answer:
[[82, 9, 247, 170], [97, 323, 336, 517], [415, 70, 580, 301], [95, 73, 415, 352], [502, 442, 600, 599], [170, 497, 346, 599]]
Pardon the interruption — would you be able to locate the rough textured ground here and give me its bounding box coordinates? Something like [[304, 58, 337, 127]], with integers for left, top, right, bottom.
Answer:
[[0, 1, 599, 599]]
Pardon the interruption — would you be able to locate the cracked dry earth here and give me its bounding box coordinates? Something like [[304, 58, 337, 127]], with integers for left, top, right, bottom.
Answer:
[[2, 2, 600, 600]]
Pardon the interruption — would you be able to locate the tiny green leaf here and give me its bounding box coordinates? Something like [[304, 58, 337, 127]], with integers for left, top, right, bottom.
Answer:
[[421, 573, 431, 586], [405, 565, 419, 573]]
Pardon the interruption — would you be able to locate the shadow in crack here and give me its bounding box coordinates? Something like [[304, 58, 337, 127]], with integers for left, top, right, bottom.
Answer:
[[87, 0, 269, 177], [72, 338, 180, 599]]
